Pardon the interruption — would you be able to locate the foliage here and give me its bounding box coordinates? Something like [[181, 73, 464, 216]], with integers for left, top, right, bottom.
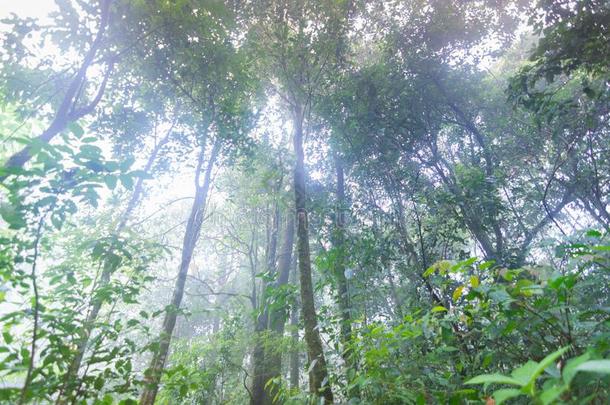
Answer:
[[336, 234, 610, 404], [0, 0, 609, 404]]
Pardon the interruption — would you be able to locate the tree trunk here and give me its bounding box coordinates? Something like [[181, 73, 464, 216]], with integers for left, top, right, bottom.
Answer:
[[250, 206, 280, 405], [270, 215, 295, 331], [266, 215, 294, 393], [332, 153, 358, 398], [250, 213, 295, 405], [139, 139, 220, 405], [292, 103, 333, 403], [55, 128, 172, 404], [289, 255, 300, 390]]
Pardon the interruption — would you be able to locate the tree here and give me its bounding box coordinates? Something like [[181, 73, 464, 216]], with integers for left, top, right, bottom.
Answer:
[[1, 1, 609, 404], [0, 0, 114, 180], [248, 0, 353, 400]]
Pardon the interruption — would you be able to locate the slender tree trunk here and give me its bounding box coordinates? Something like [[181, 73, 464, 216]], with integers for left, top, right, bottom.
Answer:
[[250, 206, 280, 405], [250, 212, 295, 405], [270, 215, 295, 331], [332, 153, 358, 398], [266, 215, 294, 392], [289, 255, 300, 390], [139, 139, 220, 405], [55, 128, 172, 404], [292, 103, 333, 403]]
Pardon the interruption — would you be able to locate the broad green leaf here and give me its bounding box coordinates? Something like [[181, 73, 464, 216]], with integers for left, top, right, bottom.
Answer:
[[69, 122, 84, 138], [104, 176, 118, 189], [0, 203, 26, 230], [121, 174, 134, 189], [518, 347, 569, 394], [529, 346, 569, 384], [539, 384, 567, 405], [514, 279, 543, 296], [511, 360, 537, 386], [465, 373, 521, 386], [493, 388, 522, 404], [470, 275, 479, 288], [562, 352, 591, 384], [574, 360, 610, 375], [452, 257, 477, 272], [424, 260, 452, 276], [423, 266, 436, 277], [479, 260, 495, 271], [2, 330, 12, 345]]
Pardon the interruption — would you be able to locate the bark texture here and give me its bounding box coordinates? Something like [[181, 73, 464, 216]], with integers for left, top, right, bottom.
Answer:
[[333, 154, 358, 398], [292, 104, 333, 403], [289, 255, 300, 390], [250, 206, 280, 405], [250, 214, 295, 405], [139, 140, 220, 405]]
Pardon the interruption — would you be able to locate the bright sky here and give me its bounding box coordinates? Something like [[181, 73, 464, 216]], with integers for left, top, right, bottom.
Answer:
[[0, 0, 56, 20]]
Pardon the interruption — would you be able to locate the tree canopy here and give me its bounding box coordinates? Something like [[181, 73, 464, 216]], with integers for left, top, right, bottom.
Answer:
[[0, 0, 608, 404]]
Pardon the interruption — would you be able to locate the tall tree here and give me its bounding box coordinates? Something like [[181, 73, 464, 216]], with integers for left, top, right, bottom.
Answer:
[[140, 138, 220, 404], [250, 0, 354, 399], [56, 121, 174, 403]]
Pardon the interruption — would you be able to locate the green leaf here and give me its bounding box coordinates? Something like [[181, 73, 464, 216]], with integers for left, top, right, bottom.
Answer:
[[425, 260, 452, 276], [493, 388, 522, 405], [562, 352, 591, 385], [514, 279, 543, 296], [529, 346, 569, 384], [452, 257, 477, 272], [437, 260, 452, 275], [470, 275, 479, 288], [574, 360, 610, 375], [517, 346, 569, 394], [452, 285, 464, 302], [465, 373, 521, 386], [120, 174, 134, 189], [0, 203, 26, 230], [539, 384, 567, 405], [510, 360, 537, 386], [104, 176, 117, 190], [479, 260, 495, 271], [423, 266, 436, 277], [2, 330, 13, 345], [431, 306, 447, 313], [585, 230, 602, 238], [69, 122, 84, 138]]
